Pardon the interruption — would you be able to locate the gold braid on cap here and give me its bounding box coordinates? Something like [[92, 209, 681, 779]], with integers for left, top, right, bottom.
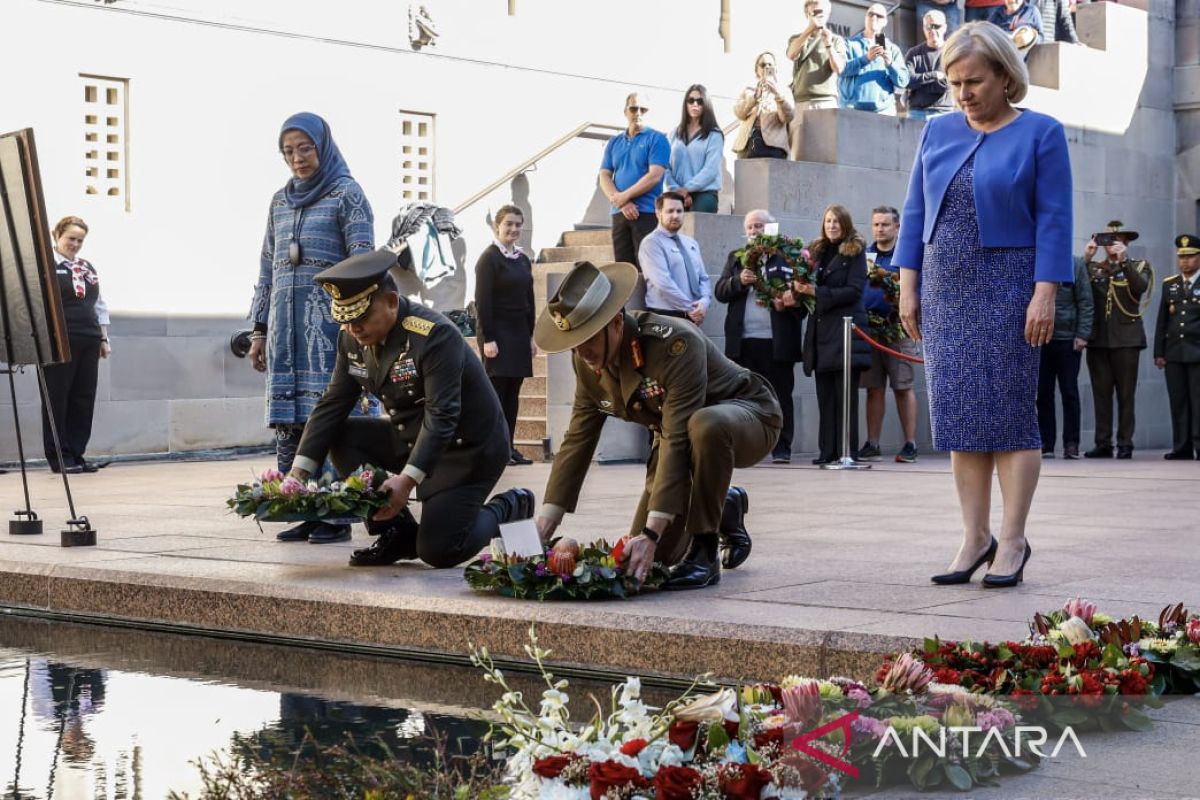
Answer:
[[324, 282, 379, 323]]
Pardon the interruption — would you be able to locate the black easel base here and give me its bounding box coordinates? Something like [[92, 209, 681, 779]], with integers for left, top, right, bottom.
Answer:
[[61, 527, 96, 547], [10, 519, 42, 535]]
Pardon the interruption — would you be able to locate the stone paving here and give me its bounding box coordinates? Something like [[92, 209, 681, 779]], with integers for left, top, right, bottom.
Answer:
[[0, 452, 1197, 797]]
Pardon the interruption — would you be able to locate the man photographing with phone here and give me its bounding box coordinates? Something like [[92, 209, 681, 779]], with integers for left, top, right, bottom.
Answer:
[[840, 3, 910, 115]]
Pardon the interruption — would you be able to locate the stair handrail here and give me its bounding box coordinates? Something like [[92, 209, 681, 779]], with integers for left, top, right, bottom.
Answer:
[[454, 118, 742, 217], [453, 121, 626, 215]]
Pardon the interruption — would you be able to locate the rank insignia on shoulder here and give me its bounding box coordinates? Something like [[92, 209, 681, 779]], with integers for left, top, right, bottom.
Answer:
[[641, 322, 674, 339], [668, 338, 687, 357], [402, 316, 434, 336]]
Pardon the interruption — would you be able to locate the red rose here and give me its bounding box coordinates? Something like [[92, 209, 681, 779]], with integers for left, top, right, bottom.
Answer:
[[611, 536, 632, 566], [533, 753, 581, 778], [723, 718, 740, 738], [718, 762, 773, 800], [589, 759, 647, 800], [653, 765, 703, 800], [620, 738, 649, 757], [668, 720, 699, 751], [753, 726, 785, 750]]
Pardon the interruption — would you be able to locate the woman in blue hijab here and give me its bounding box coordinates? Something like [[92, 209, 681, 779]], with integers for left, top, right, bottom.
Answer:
[[247, 112, 376, 544]]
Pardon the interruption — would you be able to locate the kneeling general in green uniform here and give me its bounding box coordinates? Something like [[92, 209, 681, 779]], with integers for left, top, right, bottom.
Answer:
[[533, 261, 783, 590], [288, 249, 534, 567]]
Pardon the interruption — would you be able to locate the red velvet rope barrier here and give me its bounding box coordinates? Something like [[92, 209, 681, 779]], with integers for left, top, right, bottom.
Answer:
[[851, 325, 926, 364]]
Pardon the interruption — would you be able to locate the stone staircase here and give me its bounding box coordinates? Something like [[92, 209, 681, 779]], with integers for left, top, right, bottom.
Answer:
[[513, 227, 613, 461]]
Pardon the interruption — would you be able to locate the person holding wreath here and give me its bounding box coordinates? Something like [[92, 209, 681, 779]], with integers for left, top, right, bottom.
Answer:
[[474, 204, 537, 466], [533, 261, 782, 590]]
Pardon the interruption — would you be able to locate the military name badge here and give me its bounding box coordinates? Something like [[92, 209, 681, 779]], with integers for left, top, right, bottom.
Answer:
[[390, 357, 418, 384], [348, 363, 369, 379]]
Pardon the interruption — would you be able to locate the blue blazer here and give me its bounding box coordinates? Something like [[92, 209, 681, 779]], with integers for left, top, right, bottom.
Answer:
[[893, 110, 1074, 284]]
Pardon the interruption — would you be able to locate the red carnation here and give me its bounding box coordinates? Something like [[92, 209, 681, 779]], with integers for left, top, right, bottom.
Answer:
[[533, 753, 582, 778], [668, 719, 699, 751], [589, 759, 648, 799], [620, 738, 649, 757], [652, 765, 703, 800], [718, 762, 774, 800]]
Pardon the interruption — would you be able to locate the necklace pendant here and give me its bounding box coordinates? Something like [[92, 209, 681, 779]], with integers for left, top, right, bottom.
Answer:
[[288, 241, 302, 267]]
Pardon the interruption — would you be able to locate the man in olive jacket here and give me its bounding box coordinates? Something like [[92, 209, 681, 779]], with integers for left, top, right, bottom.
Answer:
[[1084, 222, 1151, 459], [1036, 256, 1094, 458], [290, 249, 533, 568], [533, 261, 782, 590]]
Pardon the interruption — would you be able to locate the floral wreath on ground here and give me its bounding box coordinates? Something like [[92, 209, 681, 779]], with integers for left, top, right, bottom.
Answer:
[[463, 536, 669, 601], [226, 465, 390, 527], [474, 597, 1197, 798], [734, 234, 816, 315]]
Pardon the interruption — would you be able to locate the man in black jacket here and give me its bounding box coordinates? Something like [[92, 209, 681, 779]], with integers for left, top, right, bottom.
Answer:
[[289, 249, 534, 567], [904, 10, 952, 120], [1153, 235, 1200, 459], [714, 210, 805, 464]]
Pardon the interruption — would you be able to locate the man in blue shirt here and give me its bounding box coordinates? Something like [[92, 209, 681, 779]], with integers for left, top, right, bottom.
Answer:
[[858, 206, 920, 463], [638, 192, 712, 324], [599, 91, 671, 268], [840, 3, 911, 115], [988, 0, 1044, 53]]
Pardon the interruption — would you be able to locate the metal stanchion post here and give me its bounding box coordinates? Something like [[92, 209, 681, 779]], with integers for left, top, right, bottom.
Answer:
[[821, 316, 871, 471]]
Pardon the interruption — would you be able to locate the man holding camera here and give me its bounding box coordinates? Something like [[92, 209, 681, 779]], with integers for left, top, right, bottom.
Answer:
[[840, 3, 910, 115], [1084, 221, 1151, 459]]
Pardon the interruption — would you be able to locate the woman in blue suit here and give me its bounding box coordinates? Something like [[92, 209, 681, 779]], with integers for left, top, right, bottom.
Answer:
[[893, 22, 1073, 588]]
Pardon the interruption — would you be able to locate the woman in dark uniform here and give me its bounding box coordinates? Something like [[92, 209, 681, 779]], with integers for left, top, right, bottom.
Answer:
[[474, 204, 537, 465], [42, 216, 111, 474]]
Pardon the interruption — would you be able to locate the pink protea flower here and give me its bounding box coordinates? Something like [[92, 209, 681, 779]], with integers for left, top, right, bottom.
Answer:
[[780, 680, 822, 728], [278, 476, 305, 496], [880, 653, 934, 694], [260, 468, 284, 483], [1063, 597, 1097, 626], [801, 248, 812, 262], [1187, 618, 1200, 646]]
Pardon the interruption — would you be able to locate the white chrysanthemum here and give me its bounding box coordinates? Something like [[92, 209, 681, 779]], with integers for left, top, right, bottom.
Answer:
[[534, 781, 590, 800]]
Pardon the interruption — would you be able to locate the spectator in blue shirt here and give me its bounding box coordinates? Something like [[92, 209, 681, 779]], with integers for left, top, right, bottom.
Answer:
[[665, 85, 725, 214], [599, 91, 671, 268], [840, 3, 911, 114], [638, 192, 712, 324], [988, 0, 1044, 54]]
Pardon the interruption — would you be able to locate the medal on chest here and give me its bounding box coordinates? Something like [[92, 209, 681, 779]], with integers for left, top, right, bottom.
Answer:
[[637, 376, 665, 401], [390, 356, 418, 384]]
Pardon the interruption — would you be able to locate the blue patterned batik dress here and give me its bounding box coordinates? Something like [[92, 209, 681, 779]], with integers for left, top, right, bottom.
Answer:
[[920, 155, 1042, 452], [250, 175, 376, 426]]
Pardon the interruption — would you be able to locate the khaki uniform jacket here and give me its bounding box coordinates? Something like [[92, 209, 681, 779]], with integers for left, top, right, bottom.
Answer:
[[545, 312, 781, 519], [1088, 258, 1150, 350], [1154, 274, 1200, 363], [295, 299, 509, 499]]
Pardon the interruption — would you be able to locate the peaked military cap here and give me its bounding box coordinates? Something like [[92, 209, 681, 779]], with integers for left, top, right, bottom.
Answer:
[[1177, 234, 1200, 256], [533, 261, 639, 353], [1095, 219, 1139, 246], [315, 249, 398, 323]]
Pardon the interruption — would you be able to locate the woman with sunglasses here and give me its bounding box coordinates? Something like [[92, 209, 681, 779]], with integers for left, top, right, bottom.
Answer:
[[247, 111, 376, 545], [665, 85, 725, 213], [732, 52, 794, 160]]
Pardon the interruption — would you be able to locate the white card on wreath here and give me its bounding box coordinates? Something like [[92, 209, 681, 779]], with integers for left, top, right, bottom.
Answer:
[[763, 222, 779, 236], [499, 518, 544, 558]]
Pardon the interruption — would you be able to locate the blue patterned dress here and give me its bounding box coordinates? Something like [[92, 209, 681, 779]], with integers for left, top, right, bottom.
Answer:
[[921, 155, 1041, 451], [250, 176, 374, 426]]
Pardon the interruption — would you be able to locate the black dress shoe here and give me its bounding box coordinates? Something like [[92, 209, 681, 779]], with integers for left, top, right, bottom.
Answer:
[[663, 534, 721, 590], [1164, 450, 1195, 460], [307, 522, 352, 544], [78, 460, 99, 473], [50, 463, 83, 475], [1116, 446, 1133, 460], [352, 511, 419, 565], [276, 520, 316, 541], [982, 542, 1032, 588], [931, 537, 997, 585], [508, 449, 533, 466], [487, 487, 535, 522], [811, 456, 833, 466], [1084, 445, 1113, 458], [718, 486, 751, 570]]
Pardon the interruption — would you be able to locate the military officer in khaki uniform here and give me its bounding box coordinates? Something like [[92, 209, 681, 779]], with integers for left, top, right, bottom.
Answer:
[[289, 249, 534, 567], [1084, 221, 1151, 459], [1153, 235, 1200, 460], [533, 261, 782, 590]]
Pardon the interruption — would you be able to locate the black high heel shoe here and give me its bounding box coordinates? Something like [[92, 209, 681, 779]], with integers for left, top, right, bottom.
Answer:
[[982, 542, 1032, 588], [931, 537, 997, 585]]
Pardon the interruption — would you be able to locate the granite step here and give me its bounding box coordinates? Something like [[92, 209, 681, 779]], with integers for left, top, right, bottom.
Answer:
[[538, 245, 613, 264], [561, 229, 612, 247]]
